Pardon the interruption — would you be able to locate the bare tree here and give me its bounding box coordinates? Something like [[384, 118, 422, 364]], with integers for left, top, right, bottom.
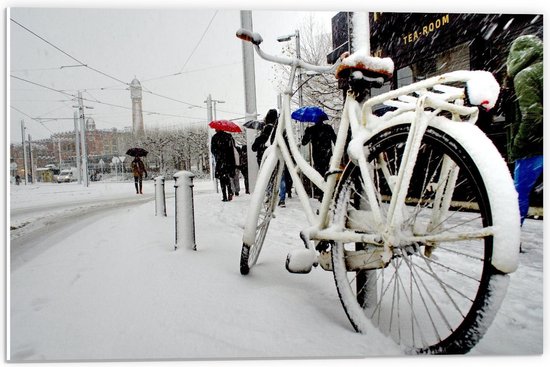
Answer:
[[141, 129, 171, 176], [273, 15, 343, 121], [187, 127, 210, 174]]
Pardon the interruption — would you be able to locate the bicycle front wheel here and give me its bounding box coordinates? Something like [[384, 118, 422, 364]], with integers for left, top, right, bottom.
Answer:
[[240, 155, 282, 275], [331, 123, 511, 354]]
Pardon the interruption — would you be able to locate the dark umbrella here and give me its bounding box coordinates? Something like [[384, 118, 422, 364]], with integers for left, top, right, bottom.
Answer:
[[243, 119, 265, 130], [208, 120, 242, 133], [291, 106, 329, 123], [126, 147, 148, 157]]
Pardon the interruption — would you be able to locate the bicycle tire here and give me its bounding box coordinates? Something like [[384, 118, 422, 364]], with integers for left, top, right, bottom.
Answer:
[[331, 122, 511, 354], [240, 159, 281, 275]]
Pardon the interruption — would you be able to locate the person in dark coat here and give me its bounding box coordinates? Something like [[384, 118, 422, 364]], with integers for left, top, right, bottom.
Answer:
[[301, 117, 336, 199], [211, 129, 237, 201], [251, 109, 293, 205], [238, 144, 250, 194], [251, 109, 277, 166], [131, 156, 147, 194], [505, 35, 543, 226]]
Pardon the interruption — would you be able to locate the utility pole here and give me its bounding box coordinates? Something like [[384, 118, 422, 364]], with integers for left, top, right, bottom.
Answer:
[[28, 134, 34, 183], [20, 120, 29, 185], [277, 29, 302, 107], [204, 94, 225, 193], [295, 30, 303, 108], [73, 110, 82, 183], [211, 99, 225, 120], [77, 91, 89, 187], [278, 29, 305, 162], [57, 138, 62, 171], [205, 94, 216, 191], [240, 10, 259, 192]]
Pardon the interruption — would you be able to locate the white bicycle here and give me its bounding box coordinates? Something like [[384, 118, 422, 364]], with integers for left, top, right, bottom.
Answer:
[[236, 12, 520, 354]]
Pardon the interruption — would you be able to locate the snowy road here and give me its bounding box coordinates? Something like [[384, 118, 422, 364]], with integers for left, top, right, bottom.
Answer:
[[11, 196, 153, 271], [7, 180, 545, 363]]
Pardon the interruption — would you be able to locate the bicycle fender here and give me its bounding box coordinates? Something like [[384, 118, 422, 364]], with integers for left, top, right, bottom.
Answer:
[[428, 117, 521, 273]]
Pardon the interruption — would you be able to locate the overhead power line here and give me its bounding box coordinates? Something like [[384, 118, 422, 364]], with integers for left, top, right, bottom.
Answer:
[[135, 10, 221, 83], [179, 10, 218, 73], [11, 74, 207, 120], [10, 105, 57, 134], [10, 15, 245, 121], [140, 61, 241, 83], [10, 17, 128, 87], [10, 17, 230, 114]]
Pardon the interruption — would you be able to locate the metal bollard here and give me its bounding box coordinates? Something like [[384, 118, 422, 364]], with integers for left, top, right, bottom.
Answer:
[[154, 176, 167, 216], [173, 171, 196, 251]]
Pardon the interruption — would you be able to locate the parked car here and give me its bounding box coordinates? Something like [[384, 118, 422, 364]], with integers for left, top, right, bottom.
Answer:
[[57, 169, 77, 183]]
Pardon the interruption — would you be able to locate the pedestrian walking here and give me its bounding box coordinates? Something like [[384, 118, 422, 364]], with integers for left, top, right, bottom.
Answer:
[[231, 139, 241, 196], [505, 35, 543, 227], [238, 144, 250, 194], [278, 165, 292, 207], [251, 109, 277, 166], [131, 156, 147, 194], [211, 129, 237, 202], [284, 166, 293, 199], [301, 117, 336, 200], [251, 109, 292, 205]]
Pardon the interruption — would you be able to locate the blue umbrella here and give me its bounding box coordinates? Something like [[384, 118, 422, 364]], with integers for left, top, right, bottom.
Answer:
[[291, 106, 329, 123]]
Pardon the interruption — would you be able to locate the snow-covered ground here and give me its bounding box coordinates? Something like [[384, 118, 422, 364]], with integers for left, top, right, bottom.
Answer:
[[6, 179, 546, 365]]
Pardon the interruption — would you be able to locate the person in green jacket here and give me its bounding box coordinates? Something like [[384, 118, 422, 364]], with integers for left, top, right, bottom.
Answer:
[[506, 34, 543, 225]]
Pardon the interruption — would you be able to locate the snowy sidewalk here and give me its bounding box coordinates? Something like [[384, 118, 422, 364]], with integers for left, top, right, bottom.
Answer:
[[8, 180, 544, 361], [9, 180, 401, 361]]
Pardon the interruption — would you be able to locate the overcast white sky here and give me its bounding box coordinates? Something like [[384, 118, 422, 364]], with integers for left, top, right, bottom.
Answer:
[[7, 6, 337, 143], [4, 0, 545, 144]]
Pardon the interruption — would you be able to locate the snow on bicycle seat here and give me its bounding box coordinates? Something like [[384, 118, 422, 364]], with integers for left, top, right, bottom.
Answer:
[[335, 49, 395, 82]]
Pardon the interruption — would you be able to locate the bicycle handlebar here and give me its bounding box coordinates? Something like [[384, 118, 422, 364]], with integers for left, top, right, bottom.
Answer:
[[236, 28, 338, 74]]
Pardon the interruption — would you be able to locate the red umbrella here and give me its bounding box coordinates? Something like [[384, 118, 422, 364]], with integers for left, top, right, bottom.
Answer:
[[208, 120, 242, 133]]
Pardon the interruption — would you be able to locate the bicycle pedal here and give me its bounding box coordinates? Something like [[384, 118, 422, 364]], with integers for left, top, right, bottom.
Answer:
[[285, 249, 316, 274]]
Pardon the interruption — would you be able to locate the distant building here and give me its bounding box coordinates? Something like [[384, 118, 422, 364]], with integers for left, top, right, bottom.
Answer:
[[130, 78, 145, 136], [10, 128, 131, 179]]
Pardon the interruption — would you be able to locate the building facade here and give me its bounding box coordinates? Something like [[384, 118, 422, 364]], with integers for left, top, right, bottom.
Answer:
[[328, 11, 543, 211], [10, 127, 131, 182]]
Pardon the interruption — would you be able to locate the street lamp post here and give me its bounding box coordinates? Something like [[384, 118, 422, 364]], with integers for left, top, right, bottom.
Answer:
[[20, 120, 29, 185], [78, 92, 89, 187], [277, 29, 305, 147], [57, 137, 62, 171], [73, 91, 93, 187], [277, 29, 302, 107], [204, 95, 225, 192], [278, 29, 315, 197], [211, 99, 225, 120], [73, 111, 82, 183]]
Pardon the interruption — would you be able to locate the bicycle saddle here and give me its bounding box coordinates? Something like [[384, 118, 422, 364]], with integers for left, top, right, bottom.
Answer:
[[335, 50, 394, 83]]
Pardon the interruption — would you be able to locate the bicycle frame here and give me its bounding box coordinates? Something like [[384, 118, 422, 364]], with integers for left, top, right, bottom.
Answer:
[[267, 63, 485, 246]]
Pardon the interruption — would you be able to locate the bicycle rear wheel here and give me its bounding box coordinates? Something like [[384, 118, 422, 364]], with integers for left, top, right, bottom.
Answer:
[[331, 123, 511, 354], [240, 157, 281, 275]]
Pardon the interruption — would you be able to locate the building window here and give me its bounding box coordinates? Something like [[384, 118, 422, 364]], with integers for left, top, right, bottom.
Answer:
[[397, 66, 413, 88], [397, 42, 470, 88]]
